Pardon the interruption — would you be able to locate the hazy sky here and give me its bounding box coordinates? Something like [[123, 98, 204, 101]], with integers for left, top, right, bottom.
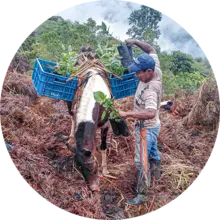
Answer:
[[57, 0, 205, 57]]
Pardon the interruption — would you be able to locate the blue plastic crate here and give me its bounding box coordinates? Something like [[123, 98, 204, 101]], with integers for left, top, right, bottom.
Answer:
[[110, 73, 139, 99], [32, 58, 78, 101]]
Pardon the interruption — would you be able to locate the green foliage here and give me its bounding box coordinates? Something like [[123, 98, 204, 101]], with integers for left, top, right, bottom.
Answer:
[[95, 41, 125, 75], [53, 47, 79, 76], [163, 71, 205, 96], [159, 52, 210, 95], [158, 52, 173, 73], [192, 57, 212, 76], [93, 91, 120, 120], [171, 51, 195, 75], [97, 21, 110, 35], [126, 6, 162, 40], [15, 14, 211, 98]]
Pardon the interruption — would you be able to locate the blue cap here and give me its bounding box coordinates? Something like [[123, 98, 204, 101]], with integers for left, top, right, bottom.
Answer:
[[127, 53, 156, 73]]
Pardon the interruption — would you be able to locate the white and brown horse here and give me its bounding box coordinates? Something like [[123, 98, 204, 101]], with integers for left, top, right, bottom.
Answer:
[[66, 69, 130, 191]]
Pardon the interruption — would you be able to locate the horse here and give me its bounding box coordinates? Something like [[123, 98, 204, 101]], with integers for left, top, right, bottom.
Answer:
[[65, 65, 130, 191]]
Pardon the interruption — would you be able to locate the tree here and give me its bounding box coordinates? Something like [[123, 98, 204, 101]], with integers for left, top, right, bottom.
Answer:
[[126, 5, 162, 40], [158, 52, 172, 73], [142, 27, 161, 53], [171, 51, 194, 75], [48, 16, 64, 22], [86, 18, 97, 33]]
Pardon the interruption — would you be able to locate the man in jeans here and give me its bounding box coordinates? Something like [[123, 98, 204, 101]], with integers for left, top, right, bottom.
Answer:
[[119, 39, 162, 205]]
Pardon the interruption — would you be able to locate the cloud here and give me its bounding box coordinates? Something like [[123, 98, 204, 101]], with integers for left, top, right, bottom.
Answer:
[[158, 15, 205, 57], [57, 0, 205, 57]]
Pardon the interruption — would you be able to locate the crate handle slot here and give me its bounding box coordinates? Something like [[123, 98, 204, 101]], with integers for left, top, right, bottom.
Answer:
[[54, 78, 67, 84], [122, 76, 135, 81]]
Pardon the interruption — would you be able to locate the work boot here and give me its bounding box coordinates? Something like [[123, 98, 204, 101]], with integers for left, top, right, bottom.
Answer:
[[126, 193, 147, 205], [127, 170, 149, 205], [150, 160, 161, 182]]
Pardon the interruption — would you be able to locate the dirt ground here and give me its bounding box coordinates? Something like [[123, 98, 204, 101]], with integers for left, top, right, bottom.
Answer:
[[0, 70, 219, 219]]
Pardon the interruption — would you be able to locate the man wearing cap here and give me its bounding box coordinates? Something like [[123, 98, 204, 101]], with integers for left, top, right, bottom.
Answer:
[[119, 39, 162, 205]]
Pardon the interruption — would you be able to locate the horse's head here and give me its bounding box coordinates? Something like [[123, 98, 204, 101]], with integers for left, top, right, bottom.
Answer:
[[74, 121, 100, 191], [66, 141, 99, 191]]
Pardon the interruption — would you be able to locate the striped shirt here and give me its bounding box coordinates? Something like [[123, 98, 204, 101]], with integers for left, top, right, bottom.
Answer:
[[134, 54, 162, 128]]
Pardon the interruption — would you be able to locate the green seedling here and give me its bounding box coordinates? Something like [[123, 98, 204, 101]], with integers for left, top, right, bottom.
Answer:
[[93, 91, 121, 121]]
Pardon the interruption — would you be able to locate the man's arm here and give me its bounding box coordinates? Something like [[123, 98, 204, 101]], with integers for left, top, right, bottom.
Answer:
[[125, 39, 156, 54], [119, 108, 156, 120], [135, 40, 156, 54]]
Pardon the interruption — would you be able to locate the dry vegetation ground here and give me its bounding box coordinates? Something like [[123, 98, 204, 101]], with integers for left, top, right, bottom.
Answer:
[[0, 70, 219, 219]]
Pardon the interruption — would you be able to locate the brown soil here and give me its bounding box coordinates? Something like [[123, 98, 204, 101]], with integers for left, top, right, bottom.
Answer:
[[0, 70, 219, 219]]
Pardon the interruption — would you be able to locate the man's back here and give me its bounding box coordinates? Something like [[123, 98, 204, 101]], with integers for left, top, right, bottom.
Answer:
[[134, 53, 162, 128]]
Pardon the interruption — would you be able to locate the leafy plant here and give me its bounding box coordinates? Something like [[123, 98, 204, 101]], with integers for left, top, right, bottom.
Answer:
[[95, 41, 125, 75], [53, 45, 79, 76], [93, 91, 120, 120]]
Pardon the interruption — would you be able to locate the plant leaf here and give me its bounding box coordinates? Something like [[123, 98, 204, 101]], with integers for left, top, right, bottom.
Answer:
[[110, 112, 116, 119], [93, 91, 106, 104], [101, 111, 107, 121]]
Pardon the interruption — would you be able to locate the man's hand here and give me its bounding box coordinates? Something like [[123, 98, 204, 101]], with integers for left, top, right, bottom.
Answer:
[[125, 39, 137, 46], [118, 110, 128, 118]]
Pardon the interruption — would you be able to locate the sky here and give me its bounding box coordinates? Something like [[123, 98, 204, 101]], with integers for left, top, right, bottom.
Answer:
[[57, 0, 205, 58]]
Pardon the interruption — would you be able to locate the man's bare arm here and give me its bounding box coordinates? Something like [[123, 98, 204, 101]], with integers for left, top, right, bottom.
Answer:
[[125, 39, 156, 54], [135, 40, 156, 54], [119, 108, 156, 120]]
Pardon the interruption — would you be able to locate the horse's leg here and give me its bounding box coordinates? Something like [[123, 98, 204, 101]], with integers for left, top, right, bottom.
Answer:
[[66, 101, 75, 143], [100, 126, 110, 175], [70, 115, 75, 139]]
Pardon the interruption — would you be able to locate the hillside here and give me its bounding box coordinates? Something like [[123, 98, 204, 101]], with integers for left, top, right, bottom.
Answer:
[[1, 70, 219, 219]]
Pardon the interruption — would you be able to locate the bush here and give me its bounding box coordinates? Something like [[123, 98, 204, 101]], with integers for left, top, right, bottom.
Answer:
[[163, 72, 205, 96]]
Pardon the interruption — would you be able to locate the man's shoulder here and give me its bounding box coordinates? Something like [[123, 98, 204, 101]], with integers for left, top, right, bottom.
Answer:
[[149, 53, 162, 81], [149, 53, 158, 58], [139, 81, 161, 92], [149, 81, 162, 91], [149, 53, 159, 62]]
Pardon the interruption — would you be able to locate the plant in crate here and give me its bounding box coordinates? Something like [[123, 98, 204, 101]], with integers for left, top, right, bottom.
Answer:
[[95, 41, 125, 76], [53, 45, 80, 76]]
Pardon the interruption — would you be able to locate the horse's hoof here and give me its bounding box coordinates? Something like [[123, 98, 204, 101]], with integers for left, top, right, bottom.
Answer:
[[89, 180, 100, 192], [90, 185, 100, 192]]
